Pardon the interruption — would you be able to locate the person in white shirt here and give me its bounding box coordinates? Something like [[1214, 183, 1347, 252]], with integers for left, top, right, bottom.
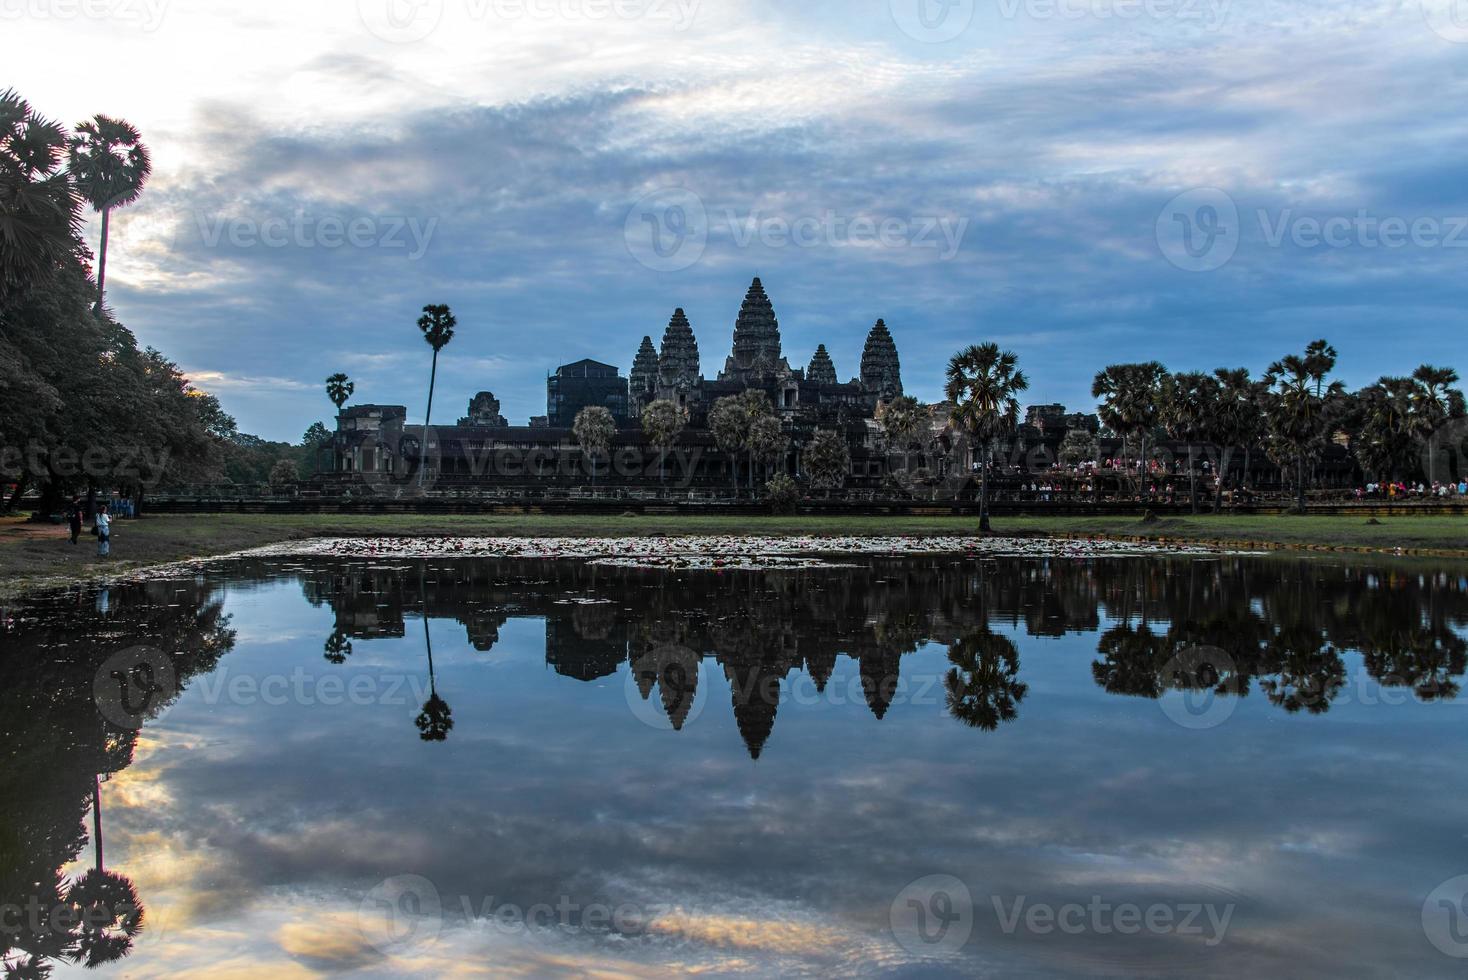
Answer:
[[95, 504, 112, 558]]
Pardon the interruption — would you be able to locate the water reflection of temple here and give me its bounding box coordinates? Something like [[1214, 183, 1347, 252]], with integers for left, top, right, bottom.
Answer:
[[288, 555, 1468, 758]]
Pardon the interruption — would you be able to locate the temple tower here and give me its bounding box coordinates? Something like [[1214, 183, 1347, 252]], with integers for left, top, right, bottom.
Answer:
[[807, 345, 838, 386], [721, 278, 790, 382], [630, 336, 659, 409], [658, 309, 700, 387], [860, 319, 903, 401]]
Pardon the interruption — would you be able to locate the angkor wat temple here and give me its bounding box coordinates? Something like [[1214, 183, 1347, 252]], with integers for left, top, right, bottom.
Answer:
[[331, 278, 909, 488]]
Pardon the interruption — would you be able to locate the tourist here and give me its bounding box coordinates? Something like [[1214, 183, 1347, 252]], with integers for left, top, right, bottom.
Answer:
[[67, 497, 83, 545], [95, 504, 111, 558]]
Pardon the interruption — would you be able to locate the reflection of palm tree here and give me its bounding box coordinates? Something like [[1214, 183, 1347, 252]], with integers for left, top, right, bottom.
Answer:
[[65, 776, 144, 968], [945, 629, 1027, 731], [1363, 627, 1468, 702], [415, 567, 453, 742], [1092, 622, 1168, 697], [1259, 623, 1344, 714], [323, 631, 353, 665]]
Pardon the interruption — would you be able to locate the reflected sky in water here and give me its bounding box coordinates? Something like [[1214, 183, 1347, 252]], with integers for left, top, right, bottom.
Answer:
[[4, 554, 1468, 978]]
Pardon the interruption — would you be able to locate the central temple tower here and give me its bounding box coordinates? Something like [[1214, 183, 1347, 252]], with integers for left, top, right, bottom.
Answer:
[[720, 278, 792, 383]]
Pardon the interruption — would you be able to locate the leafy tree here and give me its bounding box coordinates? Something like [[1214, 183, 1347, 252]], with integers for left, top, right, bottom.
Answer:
[[765, 472, 799, 514], [67, 114, 150, 315], [0, 88, 81, 308], [947, 343, 1029, 532], [1263, 340, 1344, 511], [323, 631, 354, 665], [1092, 361, 1168, 501], [415, 304, 456, 486], [804, 429, 850, 493], [1058, 428, 1098, 467], [639, 399, 687, 483], [268, 459, 298, 486], [573, 405, 615, 486]]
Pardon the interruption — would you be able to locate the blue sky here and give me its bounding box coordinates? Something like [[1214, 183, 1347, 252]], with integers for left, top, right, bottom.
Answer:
[[11, 0, 1468, 440]]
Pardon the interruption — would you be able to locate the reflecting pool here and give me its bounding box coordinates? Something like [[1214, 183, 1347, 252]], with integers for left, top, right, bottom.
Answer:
[[3, 552, 1468, 977]]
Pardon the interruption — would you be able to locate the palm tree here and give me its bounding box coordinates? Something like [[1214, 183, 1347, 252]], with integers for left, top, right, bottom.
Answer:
[[1162, 371, 1217, 513], [0, 88, 81, 306], [415, 304, 456, 486], [877, 395, 924, 473], [1354, 377, 1419, 484], [67, 114, 151, 315], [1264, 341, 1343, 511], [640, 399, 687, 483], [573, 405, 615, 486], [1092, 362, 1168, 502], [65, 775, 144, 968], [1410, 365, 1465, 481], [747, 413, 787, 488], [326, 373, 355, 412], [946, 343, 1028, 532], [709, 395, 750, 492], [1212, 368, 1265, 510]]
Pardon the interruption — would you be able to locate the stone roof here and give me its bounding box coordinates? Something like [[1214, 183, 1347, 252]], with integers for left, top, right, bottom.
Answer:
[[630, 335, 659, 402]]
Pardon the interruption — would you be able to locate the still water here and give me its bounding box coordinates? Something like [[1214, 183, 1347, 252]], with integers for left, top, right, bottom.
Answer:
[[3, 552, 1468, 978]]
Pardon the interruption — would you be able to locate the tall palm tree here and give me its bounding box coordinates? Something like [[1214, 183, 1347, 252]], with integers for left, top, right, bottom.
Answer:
[[877, 395, 924, 473], [1264, 341, 1343, 511], [1162, 371, 1217, 513], [325, 372, 354, 412], [946, 343, 1028, 532], [65, 774, 144, 968], [1410, 365, 1465, 481], [640, 399, 687, 483], [67, 114, 151, 315], [0, 87, 81, 307], [1092, 362, 1168, 502], [415, 304, 456, 486], [1212, 368, 1265, 509]]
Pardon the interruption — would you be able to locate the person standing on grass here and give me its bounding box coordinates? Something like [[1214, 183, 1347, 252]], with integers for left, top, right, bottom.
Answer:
[[95, 504, 112, 558], [68, 497, 84, 545]]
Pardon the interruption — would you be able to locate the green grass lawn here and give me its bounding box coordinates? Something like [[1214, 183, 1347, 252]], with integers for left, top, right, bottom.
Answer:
[[2, 511, 1464, 601]]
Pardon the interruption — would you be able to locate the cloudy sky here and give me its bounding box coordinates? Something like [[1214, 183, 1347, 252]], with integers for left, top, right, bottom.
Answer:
[[11, 0, 1468, 440]]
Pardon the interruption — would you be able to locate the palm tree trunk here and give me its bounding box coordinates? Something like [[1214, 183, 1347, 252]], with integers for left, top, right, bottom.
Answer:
[[1215, 446, 1234, 513], [1297, 456, 1306, 511], [94, 207, 111, 315], [1188, 444, 1197, 514], [92, 773, 104, 870], [979, 441, 992, 533], [4, 474, 28, 513], [419, 350, 439, 486]]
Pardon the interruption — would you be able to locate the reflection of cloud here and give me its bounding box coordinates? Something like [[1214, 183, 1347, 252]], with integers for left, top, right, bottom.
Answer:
[[277, 914, 386, 971]]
